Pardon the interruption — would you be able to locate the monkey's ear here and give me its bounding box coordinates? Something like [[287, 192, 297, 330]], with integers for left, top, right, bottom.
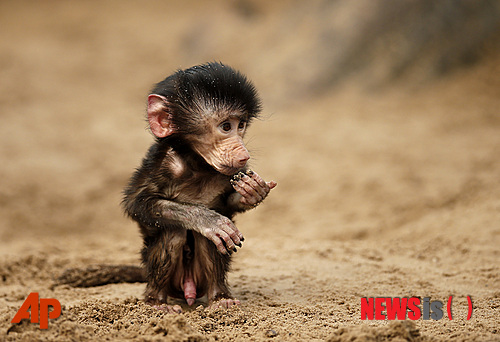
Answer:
[[147, 94, 176, 138]]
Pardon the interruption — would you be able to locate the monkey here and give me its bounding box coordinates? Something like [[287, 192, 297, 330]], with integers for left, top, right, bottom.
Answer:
[[120, 62, 276, 312]]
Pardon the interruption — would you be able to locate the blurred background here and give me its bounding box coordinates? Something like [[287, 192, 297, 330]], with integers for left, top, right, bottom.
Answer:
[[1, 1, 499, 340], [0, 0, 499, 263]]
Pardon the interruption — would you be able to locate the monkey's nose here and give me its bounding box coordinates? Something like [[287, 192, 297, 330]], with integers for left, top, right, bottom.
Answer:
[[237, 154, 250, 167]]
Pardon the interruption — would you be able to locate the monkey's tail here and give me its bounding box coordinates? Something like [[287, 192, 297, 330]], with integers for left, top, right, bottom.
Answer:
[[55, 265, 145, 287]]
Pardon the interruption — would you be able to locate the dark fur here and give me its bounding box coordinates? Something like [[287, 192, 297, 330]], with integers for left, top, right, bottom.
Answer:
[[151, 62, 261, 136], [122, 62, 262, 305]]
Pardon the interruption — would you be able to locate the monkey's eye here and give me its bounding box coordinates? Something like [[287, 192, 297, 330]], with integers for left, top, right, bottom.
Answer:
[[221, 122, 232, 132], [238, 120, 247, 130]]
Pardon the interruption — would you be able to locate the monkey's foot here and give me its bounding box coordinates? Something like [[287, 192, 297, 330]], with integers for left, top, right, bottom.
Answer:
[[151, 303, 183, 314], [208, 298, 241, 310]]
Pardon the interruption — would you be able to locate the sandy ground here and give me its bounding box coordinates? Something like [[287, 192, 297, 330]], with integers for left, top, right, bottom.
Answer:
[[0, 1, 499, 341]]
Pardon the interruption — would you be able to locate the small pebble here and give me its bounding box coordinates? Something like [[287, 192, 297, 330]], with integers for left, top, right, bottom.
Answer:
[[266, 329, 278, 337]]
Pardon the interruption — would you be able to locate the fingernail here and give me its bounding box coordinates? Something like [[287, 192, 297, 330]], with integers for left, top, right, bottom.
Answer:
[[240, 236, 245, 241], [233, 174, 241, 181], [233, 248, 237, 253], [246, 169, 254, 176], [237, 242, 242, 247]]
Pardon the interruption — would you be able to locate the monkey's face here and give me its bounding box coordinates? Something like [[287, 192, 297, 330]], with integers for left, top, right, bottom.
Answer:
[[147, 94, 251, 175], [189, 116, 250, 176]]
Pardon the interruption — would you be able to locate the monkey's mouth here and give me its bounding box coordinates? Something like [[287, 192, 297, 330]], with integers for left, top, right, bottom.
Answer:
[[218, 165, 241, 176]]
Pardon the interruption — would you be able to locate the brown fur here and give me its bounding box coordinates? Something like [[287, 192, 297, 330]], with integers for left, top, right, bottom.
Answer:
[[121, 63, 273, 308]]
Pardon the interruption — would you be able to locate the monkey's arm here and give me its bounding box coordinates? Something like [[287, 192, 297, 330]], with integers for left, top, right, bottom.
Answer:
[[125, 193, 243, 254], [227, 169, 277, 212]]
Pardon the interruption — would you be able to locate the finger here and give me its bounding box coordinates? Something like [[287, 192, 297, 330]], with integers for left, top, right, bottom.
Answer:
[[171, 305, 182, 314], [220, 216, 244, 241], [240, 174, 268, 197], [223, 299, 240, 308], [205, 230, 229, 254], [219, 220, 242, 247], [217, 230, 236, 252], [231, 180, 250, 196], [237, 183, 261, 204], [230, 178, 250, 197], [155, 304, 183, 313], [232, 180, 259, 204], [220, 223, 242, 247], [236, 176, 261, 199], [267, 181, 277, 189], [208, 301, 221, 310], [233, 172, 266, 199], [236, 228, 244, 242], [239, 194, 261, 208], [250, 171, 270, 193], [223, 216, 244, 241]]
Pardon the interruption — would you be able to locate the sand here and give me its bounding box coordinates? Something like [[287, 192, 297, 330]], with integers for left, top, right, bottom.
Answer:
[[0, 1, 499, 341]]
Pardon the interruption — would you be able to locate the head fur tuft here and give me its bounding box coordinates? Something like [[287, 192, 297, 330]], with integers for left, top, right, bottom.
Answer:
[[151, 62, 262, 135]]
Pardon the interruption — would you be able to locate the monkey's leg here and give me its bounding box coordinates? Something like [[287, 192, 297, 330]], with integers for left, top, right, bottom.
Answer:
[[142, 228, 185, 313], [192, 233, 240, 309]]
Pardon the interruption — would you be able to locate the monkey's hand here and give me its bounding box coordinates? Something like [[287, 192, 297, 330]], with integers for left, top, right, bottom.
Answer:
[[230, 170, 277, 209], [186, 207, 244, 255]]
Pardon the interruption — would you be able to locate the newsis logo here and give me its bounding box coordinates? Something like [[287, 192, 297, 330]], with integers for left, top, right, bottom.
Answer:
[[361, 296, 473, 321]]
